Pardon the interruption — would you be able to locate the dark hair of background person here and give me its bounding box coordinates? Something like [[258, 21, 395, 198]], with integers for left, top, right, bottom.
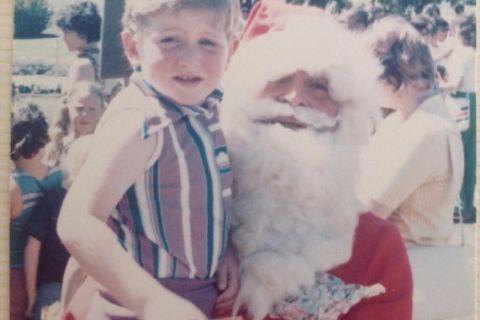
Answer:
[[410, 14, 436, 37], [459, 14, 476, 48], [454, 4, 465, 15], [11, 102, 50, 161], [346, 8, 370, 31], [56, 1, 102, 43], [372, 18, 435, 91], [422, 3, 441, 18], [434, 17, 449, 32]]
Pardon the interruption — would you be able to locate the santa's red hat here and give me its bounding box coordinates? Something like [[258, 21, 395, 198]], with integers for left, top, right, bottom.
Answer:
[[239, 0, 328, 41]]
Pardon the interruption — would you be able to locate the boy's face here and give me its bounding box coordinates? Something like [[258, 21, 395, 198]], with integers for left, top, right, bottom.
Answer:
[[68, 93, 104, 137], [124, 8, 230, 105]]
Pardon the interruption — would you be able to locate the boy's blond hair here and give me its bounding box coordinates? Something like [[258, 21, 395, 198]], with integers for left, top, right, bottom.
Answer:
[[122, 0, 241, 39]]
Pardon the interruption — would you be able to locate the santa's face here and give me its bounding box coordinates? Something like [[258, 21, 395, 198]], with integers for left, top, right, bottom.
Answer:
[[255, 70, 340, 132]]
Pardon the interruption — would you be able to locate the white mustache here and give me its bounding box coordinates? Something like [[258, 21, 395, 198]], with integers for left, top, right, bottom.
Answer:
[[244, 99, 341, 131]]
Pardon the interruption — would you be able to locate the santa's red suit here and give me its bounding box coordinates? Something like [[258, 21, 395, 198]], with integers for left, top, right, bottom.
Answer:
[[330, 213, 412, 320], [212, 213, 412, 320]]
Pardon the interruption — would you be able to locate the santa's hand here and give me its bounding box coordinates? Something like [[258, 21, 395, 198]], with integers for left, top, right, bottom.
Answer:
[[215, 245, 240, 314]]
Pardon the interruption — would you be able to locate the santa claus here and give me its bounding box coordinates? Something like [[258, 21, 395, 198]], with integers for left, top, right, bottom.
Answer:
[[219, 2, 413, 320]]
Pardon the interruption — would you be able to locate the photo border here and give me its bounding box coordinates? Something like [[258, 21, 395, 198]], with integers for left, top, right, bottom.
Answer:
[[0, 1, 478, 319], [0, 0, 13, 319]]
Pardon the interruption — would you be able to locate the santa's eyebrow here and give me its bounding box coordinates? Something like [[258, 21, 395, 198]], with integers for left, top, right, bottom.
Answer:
[[271, 74, 294, 84]]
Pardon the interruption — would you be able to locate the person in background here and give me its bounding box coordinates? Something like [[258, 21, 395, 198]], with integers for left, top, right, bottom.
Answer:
[[24, 176, 68, 320], [10, 102, 63, 320], [361, 16, 463, 246], [441, 14, 476, 223], [450, 4, 466, 37], [57, 0, 241, 319], [43, 81, 104, 174], [429, 17, 452, 63], [26, 82, 104, 319], [56, 1, 102, 96]]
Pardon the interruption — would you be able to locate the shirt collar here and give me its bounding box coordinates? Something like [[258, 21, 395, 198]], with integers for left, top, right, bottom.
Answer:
[[131, 72, 222, 122]]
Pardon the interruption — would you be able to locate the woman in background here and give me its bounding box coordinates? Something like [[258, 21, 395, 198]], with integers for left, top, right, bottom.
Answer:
[[361, 17, 463, 246], [56, 1, 102, 96]]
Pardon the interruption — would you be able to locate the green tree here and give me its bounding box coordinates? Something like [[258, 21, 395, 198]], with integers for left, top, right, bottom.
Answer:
[[287, 0, 353, 13], [286, 0, 472, 15], [14, 0, 53, 38]]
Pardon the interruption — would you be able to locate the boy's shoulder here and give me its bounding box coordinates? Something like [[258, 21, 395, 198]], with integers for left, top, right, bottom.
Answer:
[[99, 82, 173, 139]]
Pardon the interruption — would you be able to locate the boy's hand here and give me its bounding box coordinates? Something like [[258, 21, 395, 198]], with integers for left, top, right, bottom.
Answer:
[[215, 246, 240, 315], [25, 295, 35, 319]]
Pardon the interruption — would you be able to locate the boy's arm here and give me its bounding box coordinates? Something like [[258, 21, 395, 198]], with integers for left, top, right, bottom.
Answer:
[[24, 236, 41, 318], [57, 110, 206, 320]]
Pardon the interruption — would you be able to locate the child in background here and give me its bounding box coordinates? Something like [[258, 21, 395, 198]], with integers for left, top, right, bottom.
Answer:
[[44, 82, 104, 172], [57, 1, 240, 319], [10, 102, 63, 320], [22, 82, 103, 320]]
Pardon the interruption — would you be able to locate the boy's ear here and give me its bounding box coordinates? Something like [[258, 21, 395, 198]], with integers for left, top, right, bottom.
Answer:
[[121, 30, 141, 69]]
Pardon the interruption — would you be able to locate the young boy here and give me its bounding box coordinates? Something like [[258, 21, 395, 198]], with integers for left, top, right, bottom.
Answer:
[[57, 1, 240, 319]]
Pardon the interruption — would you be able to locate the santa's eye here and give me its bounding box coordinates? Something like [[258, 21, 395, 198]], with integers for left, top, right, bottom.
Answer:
[[309, 81, 327, 91]]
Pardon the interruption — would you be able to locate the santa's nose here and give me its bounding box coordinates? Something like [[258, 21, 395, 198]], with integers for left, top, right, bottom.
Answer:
[[279, 90, 307, 107]]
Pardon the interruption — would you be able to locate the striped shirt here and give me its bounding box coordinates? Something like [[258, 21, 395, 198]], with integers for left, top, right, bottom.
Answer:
[[10, 167, 64, 269], [102, 75, 233, 280]]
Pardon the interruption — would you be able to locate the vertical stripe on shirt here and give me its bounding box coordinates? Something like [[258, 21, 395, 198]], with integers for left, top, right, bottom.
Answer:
[[168, 125, 197, 278], [151, 162, 170, 252], [158, 249, 170, 278], [187, 116, 223, 278], [135, 174, 157, 242]]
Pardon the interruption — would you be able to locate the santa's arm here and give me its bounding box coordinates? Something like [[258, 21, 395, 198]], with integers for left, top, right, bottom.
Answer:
[[334, 215, 413, 320]]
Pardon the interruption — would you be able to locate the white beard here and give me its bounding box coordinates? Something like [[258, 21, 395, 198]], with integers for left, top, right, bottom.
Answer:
[[223, 98, 369, 320]]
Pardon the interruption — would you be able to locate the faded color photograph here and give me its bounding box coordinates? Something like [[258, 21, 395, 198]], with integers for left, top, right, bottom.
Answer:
[[9, 0, 477, 319]]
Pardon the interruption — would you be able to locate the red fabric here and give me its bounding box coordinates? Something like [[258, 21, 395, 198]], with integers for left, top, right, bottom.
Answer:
[[329, 213, 413, 320], [10, 269, 27, 320], [239, 0, 327, 42]]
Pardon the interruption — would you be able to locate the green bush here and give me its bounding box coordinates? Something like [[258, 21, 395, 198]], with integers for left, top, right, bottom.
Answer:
[[14, 0, 53, 38]]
